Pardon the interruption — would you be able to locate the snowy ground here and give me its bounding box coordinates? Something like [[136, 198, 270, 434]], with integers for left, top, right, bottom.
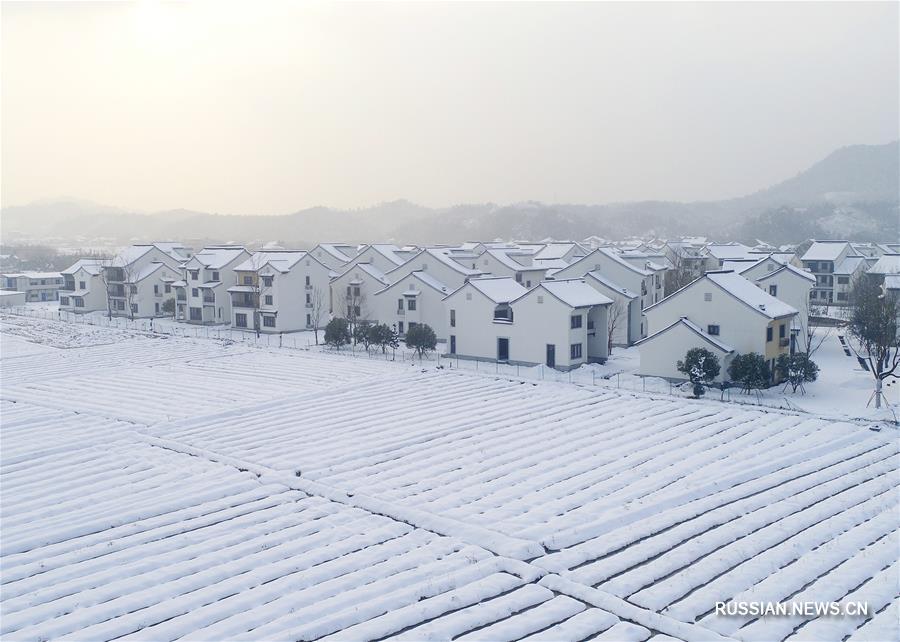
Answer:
[[1, 313, 898, 641]]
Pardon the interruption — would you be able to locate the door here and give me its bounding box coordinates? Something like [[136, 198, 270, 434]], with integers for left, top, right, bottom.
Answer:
[[450, 335, 456, 354], [546, 344, 555, 368], [497, 337, 509, 362]]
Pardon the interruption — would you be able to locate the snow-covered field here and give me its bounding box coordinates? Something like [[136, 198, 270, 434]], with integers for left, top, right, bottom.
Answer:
[[1, 314, 897, 641]]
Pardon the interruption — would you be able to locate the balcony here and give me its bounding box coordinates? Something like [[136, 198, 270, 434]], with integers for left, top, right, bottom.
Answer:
[[779, 337, 790, 348], [305, 284, 313, 290], [60, 281, 76, 292], [232, 297, 257, 308], [176, 294, 186, 301], [396, 308, 405, 316], [203, 296, 215, 304]]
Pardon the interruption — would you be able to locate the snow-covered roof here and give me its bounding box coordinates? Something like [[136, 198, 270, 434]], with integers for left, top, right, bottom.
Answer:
[[61, 258, 109, 276], [584, 271, 638, 299], [422, 248, 484, 276], [534, 243, 586, 261], [464, 276, 527, 303], [884, 274, 900, 291], [367, 244, 410, 267], [191, 247, 247, 270], [313, 243, 356, 263], [483, 249, 529, 271], [376, 271, 451, 297], [131, 262, 170, 283], [234, 251, 307, 273], [722, 259, 764, 274], [226, 284, 256, 293], [334, 261, 390, 286], [801, 241, 851, 262], [597, 248, 653, 276], [535, 279, 613, 308], [755, 263, 817, 284], [867, 253, 900, 275], [705, 242, 754, 261], [2, 271, 62, 279], [704, 270, 798, 319], [635, 317, 735, 353], [834, 256, 866, 275]]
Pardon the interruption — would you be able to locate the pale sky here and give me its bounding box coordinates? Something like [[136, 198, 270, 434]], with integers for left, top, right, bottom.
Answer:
[[2, 1, 898, 215]]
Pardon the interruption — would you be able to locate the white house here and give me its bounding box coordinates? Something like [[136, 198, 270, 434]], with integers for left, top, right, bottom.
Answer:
[[173, 246, 251, 324], [0, 290, 27, 307], [59, 259, 109, 313], [753, 263, 816, 349], [228, 251, 331, 333], [1, 272, 64, 302], [371, 271, 453, 338], [330, 262, 392, 322], [103, 244, 188, 318], [800, 241, 865, 305], [348, 244, 416, 274], [639, 270, 798, 383], [635, 318, 736, 383], [533, 242, 589, 264], [552, 248, 664, 315], [583, 271, 641, 346], [443, 277, 612, 370], [466, 248, 547, 288]]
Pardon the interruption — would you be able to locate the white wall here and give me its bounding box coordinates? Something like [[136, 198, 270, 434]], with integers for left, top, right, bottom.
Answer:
[[638, 323, 733, 382]]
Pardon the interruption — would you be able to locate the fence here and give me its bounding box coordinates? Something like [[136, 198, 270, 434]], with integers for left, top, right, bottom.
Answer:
[[2, 305, 816, 412]]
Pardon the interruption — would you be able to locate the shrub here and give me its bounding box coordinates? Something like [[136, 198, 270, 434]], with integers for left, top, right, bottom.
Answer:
[[405, 323, 437, 358], [727, 352, 770, 394], [324, 318, 351, 350], [676, 347, 721, 397]]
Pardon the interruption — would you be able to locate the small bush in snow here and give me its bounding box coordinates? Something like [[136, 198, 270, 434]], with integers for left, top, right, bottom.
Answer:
[[727, 352, 771, 394], [776, 352, 819, 394], [406, 324, 437, 359], [324, 318, 351, 350], [676, 347, 720, 398]]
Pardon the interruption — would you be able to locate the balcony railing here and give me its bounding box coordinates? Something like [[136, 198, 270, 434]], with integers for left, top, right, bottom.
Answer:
[[203, 296, 215, 304], [396, 309, 405, 315], [60, 282, 76, 292], [779, 337, 790, 347], [176, 294, 186, 301], [232, 299, 256, 308]]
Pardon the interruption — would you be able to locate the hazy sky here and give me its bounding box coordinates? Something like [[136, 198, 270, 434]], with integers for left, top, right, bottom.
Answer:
[[2, 1, 898, 215]]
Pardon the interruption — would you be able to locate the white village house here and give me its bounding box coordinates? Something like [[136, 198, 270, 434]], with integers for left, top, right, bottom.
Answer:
[[1, 272, 64, 302], [228, 251, 331, 333], [371, 271, 453, 339], [444, 277, 612, 370], [800, 240, 866, 305], [59, 259, 110, 313], [637, 270, 798, 383], [173, 246, 251, 324], [103, 243, 188, 318]]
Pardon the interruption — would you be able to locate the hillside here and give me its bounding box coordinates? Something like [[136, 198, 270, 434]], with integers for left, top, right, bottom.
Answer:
[[2, 142, 897, 246]]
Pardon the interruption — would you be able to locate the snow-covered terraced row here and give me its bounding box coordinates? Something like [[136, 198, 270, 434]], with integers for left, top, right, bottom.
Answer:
[[1, 408, 664, 642], [2, 318, 897, 641]]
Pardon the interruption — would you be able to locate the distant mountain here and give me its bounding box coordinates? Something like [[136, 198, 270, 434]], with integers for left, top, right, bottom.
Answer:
[[2, 142, 897, 248]]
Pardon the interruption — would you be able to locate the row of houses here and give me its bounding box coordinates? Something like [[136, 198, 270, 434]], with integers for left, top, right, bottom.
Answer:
[[12, 235, 897, 382]]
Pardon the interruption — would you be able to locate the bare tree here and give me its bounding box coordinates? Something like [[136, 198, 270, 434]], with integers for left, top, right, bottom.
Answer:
[[799, 298, 833, 357], [122, 263, 138, 321], [338, 286, 368, 342], [310, 286, 327, 345], [845, 275, 900, 410], [606, 298, 625, 355], [664, 251, 695, 293]]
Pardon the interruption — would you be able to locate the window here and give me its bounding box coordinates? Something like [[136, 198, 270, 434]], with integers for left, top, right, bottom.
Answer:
[[264, 295, 273, 305], [570, 315, 582, 329], [407, 298, 417, 311], [704, 292, 712, 302], [450, 309, 456, 327], [766, 327, 773, 342], [155, 303, 160, 314], [515, 273, 522, 282], [537, 295, 544, 304], [526, 280, 531, 287], [837, 276, 849, 284], [154, 284, 159, 294], [165, 283, 171, 293], [779, 324, 786, 338], [190, 307, 202, 321], [211, 271, 219, 281], [837, 292, 848, 301], [768, 285, 777, 297], [306, 314, 311, 326], [116, 300, 125, 311], [235, 313, 247, 328], [466, 292, 472, 301], [262, 276, 273, 287], [398, 321, 404, 333], [190, 270, 199, 281], [263, 316, 276, 328], [570, 343, 582, 359], [192, 288, 199, 297], [305, 293, 311, 304], [243, 275, 252, 285], [60, 296, 70, 306], [131, 303, 138, 314], [707, 325, 720, 336], [353, 305, 360, 317], [398, 298, 404, 311], [346, 286, 352, 296], [305, 276, 310, 286], [74, 297, 84, 308], [353, 286, 360, 297], [79, 280, 86, 289], [130, 285, 138, 294]]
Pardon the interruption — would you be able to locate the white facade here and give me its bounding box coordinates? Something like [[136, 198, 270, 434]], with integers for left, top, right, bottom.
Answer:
[[59, 259, 109, 313], [444, 277, 611, 370], [636, 319, 735, 382], [175, 247, 251, 324], [371, 271, 452, 339], [330, 263, 391, 322], [583, 271, 641, 346], [753, 264, 816, 348], [640, 271, 798, 383], [103, 244, 188, 318], [229, 251, 332, 333], [1, 272, 63, 302], [0, 290, 26, 307]]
